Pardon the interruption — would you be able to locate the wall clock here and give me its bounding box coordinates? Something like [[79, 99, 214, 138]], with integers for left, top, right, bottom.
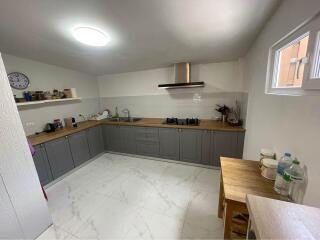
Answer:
[[8, 72, 30, 90]]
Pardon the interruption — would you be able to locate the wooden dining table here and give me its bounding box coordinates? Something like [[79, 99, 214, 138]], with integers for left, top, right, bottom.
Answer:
[[218, 157, 288, 239]]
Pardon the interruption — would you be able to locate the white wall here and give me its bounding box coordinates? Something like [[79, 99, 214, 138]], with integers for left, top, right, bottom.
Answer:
[[98, 61, 245, 97], [243, 0, 320, 207], [3, 54, 100, 135], [0, 53, 52, 239], [98, 61, 247, 119]]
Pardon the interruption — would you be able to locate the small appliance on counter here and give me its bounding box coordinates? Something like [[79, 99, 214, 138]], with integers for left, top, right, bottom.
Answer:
[[164, 117, 200, 126], [44, 119, 63, 133], [44, 123, 59, 133], [64, 117, 78, 128]]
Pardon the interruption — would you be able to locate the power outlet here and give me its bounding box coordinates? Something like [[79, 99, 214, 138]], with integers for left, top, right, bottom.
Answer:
[[25, 122, 35, 127]]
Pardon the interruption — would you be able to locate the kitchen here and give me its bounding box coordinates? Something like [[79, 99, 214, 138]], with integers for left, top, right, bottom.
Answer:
[[1, 0, 320, 240]]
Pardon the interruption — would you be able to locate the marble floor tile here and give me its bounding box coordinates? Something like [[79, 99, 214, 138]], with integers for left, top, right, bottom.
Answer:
[[39, 153, 223, 240], [36, 225, 78, 240]]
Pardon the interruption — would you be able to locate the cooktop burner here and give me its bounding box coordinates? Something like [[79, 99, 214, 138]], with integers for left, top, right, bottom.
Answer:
[[164, 118, 200, 126]]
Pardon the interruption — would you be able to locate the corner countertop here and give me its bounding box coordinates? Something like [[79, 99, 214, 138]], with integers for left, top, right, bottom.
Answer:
[[100, 118, 245, 131], [27, 120, 100, 145], [27, 118, 245, 145], [246, 194, 320, 240]]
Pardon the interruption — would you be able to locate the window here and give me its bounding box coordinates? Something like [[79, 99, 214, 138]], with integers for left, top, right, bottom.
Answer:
[[266, 12, 320, 95]]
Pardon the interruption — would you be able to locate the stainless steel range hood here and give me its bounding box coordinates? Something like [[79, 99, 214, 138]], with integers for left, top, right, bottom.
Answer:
[[158, 62, 204, 89]]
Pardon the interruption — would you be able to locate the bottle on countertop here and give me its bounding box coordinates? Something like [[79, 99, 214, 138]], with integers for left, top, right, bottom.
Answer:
[[285, 159, 305, 203], [274, 152, 293, 195], [113, 107, 119, 118]]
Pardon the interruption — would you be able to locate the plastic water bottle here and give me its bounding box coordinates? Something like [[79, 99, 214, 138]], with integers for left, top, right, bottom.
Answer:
[[274, 152, 293, 195], [285, 159, 305, 203]]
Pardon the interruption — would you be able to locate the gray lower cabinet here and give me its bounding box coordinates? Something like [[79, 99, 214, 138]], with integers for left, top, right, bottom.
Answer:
[[33, 144, 53, 185], [45, 137, 75, 179], [159, 128, 180, 160], [136, 127, 159, 157], [87, 126, 104, 158], [121, 126, 137, 154], [101, 124, 244, 167], [103, 125, 123, 152], [136, 141, 159, 157], [179, 129, 202, 163], [212, 131, 244, 167], [201, 130, 213, 165], [68, 131, 90, 167]]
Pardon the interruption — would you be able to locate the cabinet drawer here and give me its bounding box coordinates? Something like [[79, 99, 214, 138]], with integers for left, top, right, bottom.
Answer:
[[136, 141, 159, 157], [135, 127, 159, 142]]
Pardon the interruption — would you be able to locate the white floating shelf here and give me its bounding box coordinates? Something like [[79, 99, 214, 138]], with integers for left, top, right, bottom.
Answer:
[[16, 97, 82, 107]]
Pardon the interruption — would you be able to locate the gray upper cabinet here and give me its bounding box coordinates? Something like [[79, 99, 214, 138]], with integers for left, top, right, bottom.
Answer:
[[32, 144, 53, 185], [103, 125, 123, 152], [121, 126, 136, 154], [68, 131, 90, 167], [87, 126, 104, 158], [179, 129, 202, 163], [45, 137, 74, 179], [159, 128, 179, 160], [212, 131, 243, 167]]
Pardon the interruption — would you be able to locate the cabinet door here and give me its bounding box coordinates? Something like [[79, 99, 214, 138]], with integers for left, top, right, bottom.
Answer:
[[201, 130, 213, 166], [159, 128, 179, 160], [45, 137, 74, 179], [136, 141, 160, 157], [237, 132, 245, 158], [212, 131, 240, 167], [33, 145, 53, 185], [135, 127, 159, 142], [179, 129, 202, 164], [68, 131, 90, 167], [103, 125, 123, 152], [121, 126, 136, 154], [87, 126, 104, 158], [135, 127, 159, 157]]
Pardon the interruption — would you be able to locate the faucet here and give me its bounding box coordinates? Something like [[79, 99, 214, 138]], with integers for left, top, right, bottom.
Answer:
[[122, 108, 130, 119]]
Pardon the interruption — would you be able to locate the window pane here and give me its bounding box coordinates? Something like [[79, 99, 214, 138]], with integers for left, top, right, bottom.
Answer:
[[274, 34, 309, 88], [311, 31, 320, 79]]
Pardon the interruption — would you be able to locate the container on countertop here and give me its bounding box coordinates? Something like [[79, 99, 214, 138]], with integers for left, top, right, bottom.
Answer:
[[274, 152, 293, 195], [259, 148, 276, 168], [285, 159, 305, 203], [261, 158, 278, 180]]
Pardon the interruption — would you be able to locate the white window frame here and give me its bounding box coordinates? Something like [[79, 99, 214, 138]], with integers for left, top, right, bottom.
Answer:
[[266, 11, 320, 96]]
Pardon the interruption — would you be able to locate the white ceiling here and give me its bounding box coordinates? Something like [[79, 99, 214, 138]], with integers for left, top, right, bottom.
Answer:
[[0, 0, 280, 75]]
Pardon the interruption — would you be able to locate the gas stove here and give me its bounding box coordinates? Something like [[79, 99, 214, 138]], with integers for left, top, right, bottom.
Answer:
[[164, 118, 200, 126]]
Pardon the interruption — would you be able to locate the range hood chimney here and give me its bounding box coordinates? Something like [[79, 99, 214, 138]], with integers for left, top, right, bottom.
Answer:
[[158, 62, 204, 89]]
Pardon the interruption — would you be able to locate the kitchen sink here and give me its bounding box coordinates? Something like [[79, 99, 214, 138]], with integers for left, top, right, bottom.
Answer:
[[109, 117, 142, 122], [125, 117, 142, 122]]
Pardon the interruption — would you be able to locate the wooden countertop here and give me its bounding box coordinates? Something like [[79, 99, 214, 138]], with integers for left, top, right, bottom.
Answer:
[[27, 118, 245, 145], [246, 194, 320, 239], [220, 157, 287, 203], [100, 118, 245, 131], [28, 121, 100, 145]]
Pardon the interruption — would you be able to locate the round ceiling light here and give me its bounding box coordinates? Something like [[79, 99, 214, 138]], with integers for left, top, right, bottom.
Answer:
[[73, 27, 110, 46]]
